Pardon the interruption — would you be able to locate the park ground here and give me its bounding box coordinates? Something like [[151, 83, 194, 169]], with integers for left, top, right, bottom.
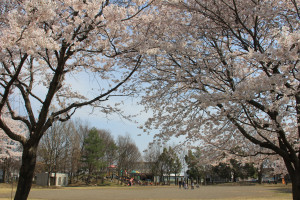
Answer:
[[0, 183, 292, 200]]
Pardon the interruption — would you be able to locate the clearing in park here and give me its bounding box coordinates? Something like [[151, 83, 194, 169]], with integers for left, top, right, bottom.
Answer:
[[0, 184, 292, 200]]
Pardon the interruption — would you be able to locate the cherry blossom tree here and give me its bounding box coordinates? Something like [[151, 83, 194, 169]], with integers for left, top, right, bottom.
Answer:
[[138, 1, 300, 199], [0, 121, 22, 163], [0, 114, 23, 182], [0, 0, 153, 199]]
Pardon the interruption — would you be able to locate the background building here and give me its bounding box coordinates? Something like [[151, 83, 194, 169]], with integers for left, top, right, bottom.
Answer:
[[36, 173, 68, 187]]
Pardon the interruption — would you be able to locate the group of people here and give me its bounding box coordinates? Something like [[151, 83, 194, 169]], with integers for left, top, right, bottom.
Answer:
[[178, 181, 197, 190]]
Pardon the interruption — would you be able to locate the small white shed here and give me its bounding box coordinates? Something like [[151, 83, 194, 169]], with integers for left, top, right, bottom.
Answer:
[[36, 173, 68, 187]]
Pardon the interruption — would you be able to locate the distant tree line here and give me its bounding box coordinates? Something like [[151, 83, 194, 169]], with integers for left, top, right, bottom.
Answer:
[[143, 143, 261, 185], [0, 119, 280, 186], [184, 149, 267, 185], [36, 119, 141, 185], [143, 142, 182, 185]]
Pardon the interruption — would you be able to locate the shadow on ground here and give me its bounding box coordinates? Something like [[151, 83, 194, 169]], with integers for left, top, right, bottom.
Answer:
[[270, 186, 292, 194]]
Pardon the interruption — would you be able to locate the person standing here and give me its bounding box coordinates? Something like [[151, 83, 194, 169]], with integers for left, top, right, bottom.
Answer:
[[191, 181, 194, 190]]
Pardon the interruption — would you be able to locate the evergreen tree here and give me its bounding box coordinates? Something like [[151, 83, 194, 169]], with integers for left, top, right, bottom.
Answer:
[[230, 159, 242, 182], [185, 149, 205, 182], [156, 148, 168, 183], [213, 163, 231, 181], [172, 156, 182, 185], [156, 147, 182, 185], [81, 128, 105, 184], [242, 163, 256, 180]]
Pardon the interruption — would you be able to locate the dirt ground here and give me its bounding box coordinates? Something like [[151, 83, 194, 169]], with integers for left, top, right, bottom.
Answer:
[[0, 185, 292, 200]]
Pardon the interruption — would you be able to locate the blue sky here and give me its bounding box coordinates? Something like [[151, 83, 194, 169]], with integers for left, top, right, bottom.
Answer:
[[13, 66, 169, 153], [72, 97, 156, 152], [64, 68, 161, 153]]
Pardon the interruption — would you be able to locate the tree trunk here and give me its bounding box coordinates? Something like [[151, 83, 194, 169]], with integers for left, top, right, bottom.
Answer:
[[3, 158, 10, 183], [290, 169, 300, 200], [283, 157, 300, 200], [257, 163, 263, 184], [14, 144, 38, 200]]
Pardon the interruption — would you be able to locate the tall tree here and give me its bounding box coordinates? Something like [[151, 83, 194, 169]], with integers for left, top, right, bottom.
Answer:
[[0, 0, 152, 199], [81, 128, 105, 184], [165, 147, 181, 184], [213, 163, 231, 182], [228, 159, 256, 181], [98, 129, 117, 169], [96, 129, 117, 182], [143, 141, 162, 183], [156, 147, 168, 183], [38, 121, 68, 186], [139, 1, 300, 199], [172, 156, 182, 185], [116, 134, 141, 177], [155, 146, 181, 184], [70, 119, 90, 183], [242, 162, 256, 180], [230, 159, 243, 182], [185, 149, 205, 183]]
